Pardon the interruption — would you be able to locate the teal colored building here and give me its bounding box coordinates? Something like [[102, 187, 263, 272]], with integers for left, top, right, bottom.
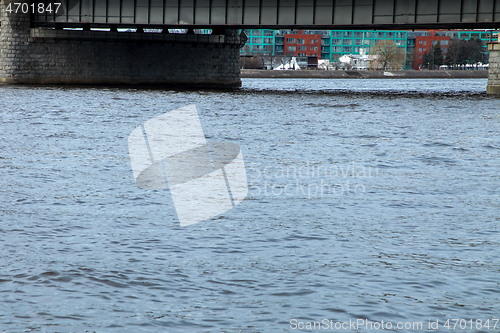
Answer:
[[240, 29, 409, 66], [241, 29, 276, 56], [327, 30, 408, 62], [435, 30, 495, 41], [239, 29, 494, 70]]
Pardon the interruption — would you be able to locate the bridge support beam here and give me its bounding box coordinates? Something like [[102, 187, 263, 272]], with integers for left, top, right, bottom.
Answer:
[[0, 0, 242, 88], [487, 37, 500, 95]]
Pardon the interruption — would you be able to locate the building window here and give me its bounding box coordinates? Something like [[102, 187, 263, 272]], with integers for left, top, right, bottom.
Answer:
[[332, 39, 341, 45], [343, 39, 352, 45], [375, 32, 384, 38], [264, 30, 273, 36], [343, 46, 352, 52], [310, 46, 314, 50], [314, 46, 318, 51], [332, 46, 341, 52], [354, 39, 363, 45], [419, 40, 423, 44], [252, 38, 262, 44], [354, 32, 364, 38], [419, 48, 422, 53], [387, 32, 395, 38], [252, 30, 262, 36], [423, 48, 426, 52], [252, 45, 262, 51], [343, 31, 352, 38], [419, 55, 422, 58], [423, 41, 427, 46], [297, 39, 305, 44], [286, 38, 296, 43], [287, 46, 296, 52], [315, 39, 318, 43], [441, 40, 449, 45], [298, 53, 307, 56], [299, 45, 307, 51], [310, 39, 314, 44]]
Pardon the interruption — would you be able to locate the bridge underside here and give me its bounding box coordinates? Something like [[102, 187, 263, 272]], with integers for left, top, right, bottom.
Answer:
[[32, 0, 500, 30], [3, 0, 500, 92], [0, 1, 243, 88]]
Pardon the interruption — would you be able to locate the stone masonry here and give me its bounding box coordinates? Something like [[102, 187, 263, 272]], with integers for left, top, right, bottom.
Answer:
[[487, 39, 500, 95], [0, 0, 242, 87]]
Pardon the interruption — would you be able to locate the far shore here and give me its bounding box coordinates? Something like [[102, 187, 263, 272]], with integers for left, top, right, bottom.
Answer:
[[241, 69, 488, 79]]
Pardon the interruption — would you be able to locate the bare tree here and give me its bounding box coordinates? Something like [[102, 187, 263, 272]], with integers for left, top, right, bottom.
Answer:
[[255, 53, 266, 69], [239, 56, 263, 69], [446, 39, 486, 69], [262, 53, 278, 70], [446, 39, 463, 69], [372, 40, 405, 70]]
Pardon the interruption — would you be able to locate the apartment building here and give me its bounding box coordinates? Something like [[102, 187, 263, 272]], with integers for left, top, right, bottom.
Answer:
[[240, 29, 276, 56], [240, 29, 495, 69]]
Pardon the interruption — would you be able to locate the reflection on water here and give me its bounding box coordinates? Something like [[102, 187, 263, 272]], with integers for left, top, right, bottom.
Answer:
[[0, 79, 499, 332]]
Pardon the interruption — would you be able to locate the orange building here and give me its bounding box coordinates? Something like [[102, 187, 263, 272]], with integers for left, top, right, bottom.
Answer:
[[283, 30, 322, 59], [414, 30, 451, 70]]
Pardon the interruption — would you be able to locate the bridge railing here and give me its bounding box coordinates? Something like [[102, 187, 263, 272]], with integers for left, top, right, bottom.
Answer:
[[31, 0, 500, 30]]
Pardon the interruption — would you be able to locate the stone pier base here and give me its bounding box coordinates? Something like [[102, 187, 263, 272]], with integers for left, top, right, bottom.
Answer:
[[0, 0, 242, 88], [487, 42, 500, 95]]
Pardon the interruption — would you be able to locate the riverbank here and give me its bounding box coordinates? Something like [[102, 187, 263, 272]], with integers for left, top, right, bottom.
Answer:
[[241, 69, 488, 79]]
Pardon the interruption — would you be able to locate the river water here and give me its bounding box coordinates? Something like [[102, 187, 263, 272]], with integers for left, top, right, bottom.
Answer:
[[0, 79, 499, 332]]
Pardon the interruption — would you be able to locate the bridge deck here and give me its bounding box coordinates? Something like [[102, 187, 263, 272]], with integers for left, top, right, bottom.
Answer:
[[30, 0, 500, 30]]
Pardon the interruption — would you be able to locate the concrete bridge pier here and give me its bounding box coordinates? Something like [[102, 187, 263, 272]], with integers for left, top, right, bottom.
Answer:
[[0, 0, 243, 87], [487, 34, 500, 95]]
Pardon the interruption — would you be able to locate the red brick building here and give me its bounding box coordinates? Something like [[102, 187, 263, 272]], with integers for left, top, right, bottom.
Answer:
[[283, 30, 322, 59], [414, 30, 451, 70]]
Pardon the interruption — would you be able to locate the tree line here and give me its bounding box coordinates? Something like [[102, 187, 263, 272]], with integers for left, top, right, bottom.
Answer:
[[422, 39, 487, 70], [240, 53, 296, 69]]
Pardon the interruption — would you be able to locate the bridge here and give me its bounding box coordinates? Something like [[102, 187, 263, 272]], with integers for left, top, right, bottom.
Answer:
[[1, 0, 500, 93], [32, 0, 500, 30]]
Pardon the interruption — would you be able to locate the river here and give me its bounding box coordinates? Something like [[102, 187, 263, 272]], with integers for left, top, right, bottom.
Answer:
[[0, 79, 499, 332]]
